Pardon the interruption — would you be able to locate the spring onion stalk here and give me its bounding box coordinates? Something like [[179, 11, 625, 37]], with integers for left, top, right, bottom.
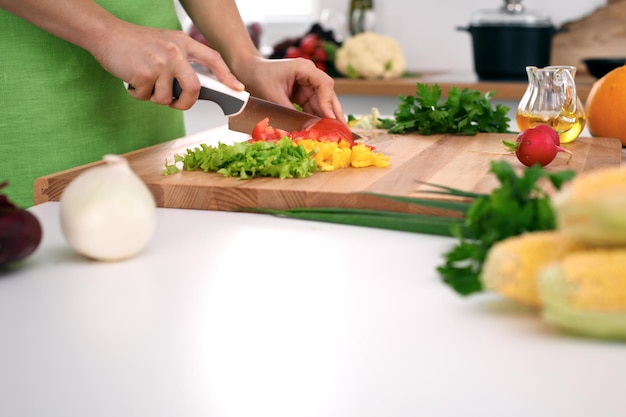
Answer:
[[246, 189, 476, 238], [250, 206, 469, 237]]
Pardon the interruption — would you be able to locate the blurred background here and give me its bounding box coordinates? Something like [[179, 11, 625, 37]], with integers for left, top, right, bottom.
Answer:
[[175, 0, 621, 135], [177, 0, 609, 73]]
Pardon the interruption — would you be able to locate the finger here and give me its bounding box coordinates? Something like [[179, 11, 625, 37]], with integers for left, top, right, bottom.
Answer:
[[150, 76, 174, 106], [187, 41, 245, 91], [296, 85, 342, 120], [330, 95, 345, 121], [285, 59, 341, 119], [310, 93, 339, 120], [168, 69, 201, 110], [311, 76, 342, 120], [126, 80, 154, 101]]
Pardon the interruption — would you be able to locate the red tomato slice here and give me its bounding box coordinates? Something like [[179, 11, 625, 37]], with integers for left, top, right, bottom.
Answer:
[[291, 128, 321, 141], [291, 128, 345, 144], [304, 118, 354, 145], [250, 117, 291, 142], [250, 117, 356, 148]]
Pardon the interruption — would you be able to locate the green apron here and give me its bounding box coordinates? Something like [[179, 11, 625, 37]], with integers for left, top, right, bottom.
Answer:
[[0, 0, 186, 208]]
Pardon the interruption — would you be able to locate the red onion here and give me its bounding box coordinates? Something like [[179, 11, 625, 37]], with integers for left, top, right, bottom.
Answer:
[[0, 182, 42, 266]]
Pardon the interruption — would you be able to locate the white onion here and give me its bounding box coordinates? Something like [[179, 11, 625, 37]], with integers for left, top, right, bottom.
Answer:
[[60, 154, 157, 261]]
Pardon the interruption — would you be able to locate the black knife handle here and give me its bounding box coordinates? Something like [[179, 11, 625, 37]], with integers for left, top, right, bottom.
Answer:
[[125, 75, 249, 117], [173, 78, 248, 116]]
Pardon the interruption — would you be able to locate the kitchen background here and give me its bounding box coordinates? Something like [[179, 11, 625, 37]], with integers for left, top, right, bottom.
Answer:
[[176, 0, 610, 135]]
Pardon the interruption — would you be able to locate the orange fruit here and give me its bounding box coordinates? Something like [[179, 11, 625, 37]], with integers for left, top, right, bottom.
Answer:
[[585, 65, 626, 145]]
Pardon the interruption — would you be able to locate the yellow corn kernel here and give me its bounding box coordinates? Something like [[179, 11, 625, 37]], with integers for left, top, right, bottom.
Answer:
[[553, 166, 626, 246], [557, 166, 626, 199], [549, 250, 626, 312], [481, 230, 590, 307], [538, 250, 626, 340]]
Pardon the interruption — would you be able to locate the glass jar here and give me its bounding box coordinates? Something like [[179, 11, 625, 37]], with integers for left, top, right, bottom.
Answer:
[[516, 65, 586, 143]]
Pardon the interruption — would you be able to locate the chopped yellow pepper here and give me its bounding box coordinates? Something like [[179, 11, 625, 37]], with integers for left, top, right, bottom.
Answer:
[[295, 139, 390, 172], [350, 143, 390, 168]]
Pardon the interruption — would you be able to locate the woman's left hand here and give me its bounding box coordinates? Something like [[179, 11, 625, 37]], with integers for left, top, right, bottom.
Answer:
[[180, 0, 345, 121], [235, 57, 345, 122]]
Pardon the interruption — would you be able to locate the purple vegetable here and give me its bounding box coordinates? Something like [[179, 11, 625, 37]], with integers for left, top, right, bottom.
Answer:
[[0, 181, 42, 266]]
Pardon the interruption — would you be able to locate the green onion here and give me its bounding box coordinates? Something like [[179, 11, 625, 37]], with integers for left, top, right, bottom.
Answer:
[[248, 206, 468, 238], [245, 188, 476, 238]]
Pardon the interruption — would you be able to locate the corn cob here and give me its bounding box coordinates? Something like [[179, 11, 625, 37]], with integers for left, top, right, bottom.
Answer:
[[539, 249, 626, 340], [481, 230, 590, 307], [552, 166, 626, 246]]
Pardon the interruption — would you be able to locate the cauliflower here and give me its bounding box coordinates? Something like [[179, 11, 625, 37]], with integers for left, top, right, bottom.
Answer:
[[348, 107, 383, 129], [335, 32, 407, 80]]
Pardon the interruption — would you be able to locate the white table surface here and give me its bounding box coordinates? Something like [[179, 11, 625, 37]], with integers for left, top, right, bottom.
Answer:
[[1, 202, 624, 417]]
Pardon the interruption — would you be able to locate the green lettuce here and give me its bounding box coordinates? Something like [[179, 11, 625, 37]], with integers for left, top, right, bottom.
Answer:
[[163, 137, 318, 179]]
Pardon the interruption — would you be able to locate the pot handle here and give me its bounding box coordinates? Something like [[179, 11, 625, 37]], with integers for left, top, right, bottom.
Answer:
[[456, 26, 470, 32], [555, 25, 569, 34]]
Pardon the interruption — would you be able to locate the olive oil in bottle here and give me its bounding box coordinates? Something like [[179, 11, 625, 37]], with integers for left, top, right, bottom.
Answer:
[[516, 108, 586, 144], [517, 65, 586, 143]]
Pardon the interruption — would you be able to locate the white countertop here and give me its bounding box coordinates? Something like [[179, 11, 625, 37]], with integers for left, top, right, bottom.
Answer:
[[1, 202, 624, 417]]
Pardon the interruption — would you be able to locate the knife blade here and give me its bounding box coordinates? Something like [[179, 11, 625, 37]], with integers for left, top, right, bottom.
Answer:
[[173, 73, 361, 140]]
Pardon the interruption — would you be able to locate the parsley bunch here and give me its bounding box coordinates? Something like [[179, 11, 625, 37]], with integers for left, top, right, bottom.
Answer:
[[437, 161, 575, 295], [382, 83, 511, 135]]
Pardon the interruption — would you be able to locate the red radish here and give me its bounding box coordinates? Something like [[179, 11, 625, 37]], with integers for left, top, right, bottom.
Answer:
[[503, 126, 572, 167], [531, 124, 560, 146], [0, 182, 42, 266]]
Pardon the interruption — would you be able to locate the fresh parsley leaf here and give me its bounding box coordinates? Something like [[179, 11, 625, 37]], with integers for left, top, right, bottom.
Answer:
[[386, 83, 511, 135], [378, 118, 397, 130], [437, 160, 576, 295]]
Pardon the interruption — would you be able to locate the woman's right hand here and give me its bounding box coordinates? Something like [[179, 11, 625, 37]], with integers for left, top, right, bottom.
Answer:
[[92, 21, 244, 110], [0, 0, 244, 110]]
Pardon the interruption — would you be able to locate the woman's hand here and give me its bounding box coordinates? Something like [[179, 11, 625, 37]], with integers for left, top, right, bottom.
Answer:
[[179, 0, 345, 121], [91, 21, 244, 110], [234, 56, 345, 122], [0, 0, 244, 111]]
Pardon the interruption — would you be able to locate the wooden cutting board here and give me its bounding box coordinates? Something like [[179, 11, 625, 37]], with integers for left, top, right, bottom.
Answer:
[[34, 126, 622, 217]]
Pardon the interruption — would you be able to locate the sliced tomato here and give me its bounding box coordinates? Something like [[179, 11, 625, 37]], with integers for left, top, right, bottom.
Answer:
[[291, 128, 321, 141], [291, 128, 344, 144], [306, 118, 353, 138], [304, 118, 354, 145], [250, 117, 291, 142], [250, 116, 356, 147]]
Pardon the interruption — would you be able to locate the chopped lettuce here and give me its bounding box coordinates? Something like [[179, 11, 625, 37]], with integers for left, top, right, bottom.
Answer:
[[163, 137, 318, 179]]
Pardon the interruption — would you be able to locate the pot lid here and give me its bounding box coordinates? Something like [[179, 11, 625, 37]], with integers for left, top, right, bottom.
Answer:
[[470, 0, 552, 26]]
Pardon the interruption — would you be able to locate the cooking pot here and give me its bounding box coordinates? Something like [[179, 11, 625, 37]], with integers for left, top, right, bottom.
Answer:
[[458, 0, 559, 81]]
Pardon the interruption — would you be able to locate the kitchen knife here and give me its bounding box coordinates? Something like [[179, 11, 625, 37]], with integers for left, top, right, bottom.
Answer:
[[173, 73, 360, 139]]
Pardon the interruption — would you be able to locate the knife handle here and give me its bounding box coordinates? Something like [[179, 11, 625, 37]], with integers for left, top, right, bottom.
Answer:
[[175, 73, 250, 117], [124, 73, 250, 117]]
